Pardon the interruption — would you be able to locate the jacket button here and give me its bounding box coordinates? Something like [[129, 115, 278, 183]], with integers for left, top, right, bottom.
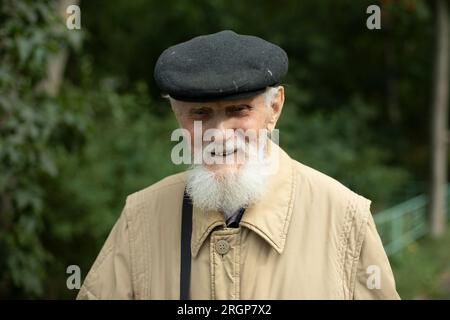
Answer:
[[215, 239, 230, 255]]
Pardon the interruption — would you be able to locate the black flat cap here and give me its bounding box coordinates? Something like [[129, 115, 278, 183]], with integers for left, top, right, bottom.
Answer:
[[154, 30, 288, 102]]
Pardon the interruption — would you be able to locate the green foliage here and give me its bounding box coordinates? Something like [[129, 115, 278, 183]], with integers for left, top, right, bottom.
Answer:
[[391, 224, 450, 299], [0, 0, 84, 297]]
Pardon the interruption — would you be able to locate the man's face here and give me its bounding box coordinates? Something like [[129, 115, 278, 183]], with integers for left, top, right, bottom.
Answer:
[[170, 87, 284, 177]]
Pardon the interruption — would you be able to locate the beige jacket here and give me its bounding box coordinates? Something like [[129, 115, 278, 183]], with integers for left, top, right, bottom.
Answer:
[[77, 144, 400, 300]]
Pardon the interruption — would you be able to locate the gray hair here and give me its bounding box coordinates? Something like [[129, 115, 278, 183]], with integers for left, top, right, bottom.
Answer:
[[263, 86, 279, 107]]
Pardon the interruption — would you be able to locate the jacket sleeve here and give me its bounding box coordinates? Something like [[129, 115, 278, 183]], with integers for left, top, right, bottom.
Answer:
[[353, 213, 400, 299], [76, 206, 134, 300]]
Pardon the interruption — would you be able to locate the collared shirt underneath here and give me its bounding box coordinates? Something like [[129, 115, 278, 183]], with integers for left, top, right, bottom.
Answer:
[[223, 208, 245, 228]]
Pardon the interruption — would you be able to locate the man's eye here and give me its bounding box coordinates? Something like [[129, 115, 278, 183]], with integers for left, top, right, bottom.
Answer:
[[228, 105, 250, 115], [191, 109, 210, 116]]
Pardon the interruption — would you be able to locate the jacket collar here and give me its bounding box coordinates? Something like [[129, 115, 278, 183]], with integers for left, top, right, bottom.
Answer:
[[190, 142, 297, 257]]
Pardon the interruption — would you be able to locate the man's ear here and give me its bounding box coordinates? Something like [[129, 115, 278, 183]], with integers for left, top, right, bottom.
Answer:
[[170, 98, 184, 121], [170, 98, 178, 114], [267, 86, 285, 131]]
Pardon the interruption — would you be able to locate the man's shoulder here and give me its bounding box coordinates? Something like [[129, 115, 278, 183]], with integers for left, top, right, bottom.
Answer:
[[125, 171, 187, 209], [291, 159, 352, 194], [290, 158, 371, 215]]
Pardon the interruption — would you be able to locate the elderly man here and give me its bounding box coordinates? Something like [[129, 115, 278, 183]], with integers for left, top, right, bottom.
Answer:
[[77, 30, 400, 300]]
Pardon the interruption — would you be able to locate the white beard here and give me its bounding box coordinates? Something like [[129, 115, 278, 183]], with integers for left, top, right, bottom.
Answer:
[[186, 136, 271, 214], [186, 161, 269, 214]]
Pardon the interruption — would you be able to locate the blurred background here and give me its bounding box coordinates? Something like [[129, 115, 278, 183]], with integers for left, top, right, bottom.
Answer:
[[1, 0, 449, 299]]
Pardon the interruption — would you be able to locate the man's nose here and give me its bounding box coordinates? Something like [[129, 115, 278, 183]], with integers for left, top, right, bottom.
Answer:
[[208, 117, 237, 141]]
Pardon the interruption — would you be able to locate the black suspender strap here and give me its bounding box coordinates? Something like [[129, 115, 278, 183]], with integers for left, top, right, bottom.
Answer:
[[180, 191, 192, 300]]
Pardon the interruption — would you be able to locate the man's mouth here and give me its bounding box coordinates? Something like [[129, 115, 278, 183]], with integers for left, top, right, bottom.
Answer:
[[210, 148, 237, 157]]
